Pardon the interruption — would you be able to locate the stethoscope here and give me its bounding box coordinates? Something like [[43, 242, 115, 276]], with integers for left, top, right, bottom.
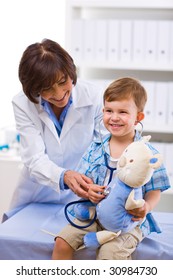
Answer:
[[64, 119, 144, 229], [99, 120, 117, 185]]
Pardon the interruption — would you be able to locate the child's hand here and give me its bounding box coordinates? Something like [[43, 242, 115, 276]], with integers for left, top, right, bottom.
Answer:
[[88, 184, 106, 204], [128, 201, 150, 221]]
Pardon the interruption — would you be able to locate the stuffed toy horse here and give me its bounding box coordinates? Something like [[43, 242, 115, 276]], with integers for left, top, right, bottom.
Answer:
[[66, 136, 162, 249]]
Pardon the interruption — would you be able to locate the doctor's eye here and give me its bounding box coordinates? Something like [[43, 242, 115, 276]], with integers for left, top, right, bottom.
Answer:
[[57, 79, 66, 86], [129, 159, 134, 163], [42, 86, 53, 92]]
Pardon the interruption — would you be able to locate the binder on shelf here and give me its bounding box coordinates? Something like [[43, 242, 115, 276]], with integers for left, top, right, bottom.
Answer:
[[88, 79, 109, 92], [71, 19, 84, 63], [168, 82, 173, 125], [170, 21, 173, 65], [157, 20, 171, 64], [150, 142, 166, 157], [144, 20, 157, 63], [107, 20, 120, 62], [155, 82, 168, 125], [132, 20, 145, 63], [95, 20, 107, 62], [119, 20, 132, 62], [142, 81, 155, 125], [83, 19, 96, 61], [165, 143, 173, 187]]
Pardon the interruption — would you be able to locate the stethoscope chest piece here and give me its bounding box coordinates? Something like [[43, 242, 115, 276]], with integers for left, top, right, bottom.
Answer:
[[103, 186, 111, 196]]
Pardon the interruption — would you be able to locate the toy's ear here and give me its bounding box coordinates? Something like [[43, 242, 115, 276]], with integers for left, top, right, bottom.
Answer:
[[142, 135, 151, 143], [149, 154, 162, 169]]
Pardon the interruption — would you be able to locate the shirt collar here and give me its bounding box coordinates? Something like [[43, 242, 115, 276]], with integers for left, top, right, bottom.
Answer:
[[41, 95, 73, 136]]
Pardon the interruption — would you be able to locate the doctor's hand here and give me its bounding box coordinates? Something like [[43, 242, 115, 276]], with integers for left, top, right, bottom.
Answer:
[[64, 170, 93, 199], [88, 184, 106, 204]]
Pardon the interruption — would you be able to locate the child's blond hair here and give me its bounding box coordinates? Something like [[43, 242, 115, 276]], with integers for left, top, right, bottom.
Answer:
[[104, 77, 147, 112]]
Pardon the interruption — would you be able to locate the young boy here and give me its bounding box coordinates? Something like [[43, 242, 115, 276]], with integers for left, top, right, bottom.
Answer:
[[52, 77, 170, 260]]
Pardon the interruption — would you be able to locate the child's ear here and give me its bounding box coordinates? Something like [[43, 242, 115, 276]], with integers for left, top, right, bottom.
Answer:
[[135, 112, 144, 124]]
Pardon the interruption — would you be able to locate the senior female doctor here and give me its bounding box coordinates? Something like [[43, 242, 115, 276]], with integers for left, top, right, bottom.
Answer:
[[9, 39, 105, 212]]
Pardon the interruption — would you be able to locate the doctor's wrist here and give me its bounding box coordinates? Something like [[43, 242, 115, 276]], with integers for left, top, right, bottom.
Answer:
[[60, 170, 69, 190]]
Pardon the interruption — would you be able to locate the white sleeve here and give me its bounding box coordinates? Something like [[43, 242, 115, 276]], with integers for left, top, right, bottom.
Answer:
[[12, 100, 64, 191]]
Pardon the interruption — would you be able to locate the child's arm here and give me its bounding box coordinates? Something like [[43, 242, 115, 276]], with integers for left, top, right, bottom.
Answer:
[[128, 189, 161, 221], [88, 183, 106, 203]]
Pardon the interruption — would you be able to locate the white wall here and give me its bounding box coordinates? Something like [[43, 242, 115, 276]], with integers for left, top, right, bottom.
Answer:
[[0, 0, 66, 128]]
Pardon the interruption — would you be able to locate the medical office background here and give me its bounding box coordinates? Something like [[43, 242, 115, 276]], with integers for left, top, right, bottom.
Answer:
[[0, 0, 173, 221]]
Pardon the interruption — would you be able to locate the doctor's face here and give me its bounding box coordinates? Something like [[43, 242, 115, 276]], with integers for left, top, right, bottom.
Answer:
[[40, 74, 73, 108]]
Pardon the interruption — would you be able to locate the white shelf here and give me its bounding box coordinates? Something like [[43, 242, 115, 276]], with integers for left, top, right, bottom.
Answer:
[[68, 0, 173, 9], [143, 125, 173, 134], [76, 62, 173, 72]]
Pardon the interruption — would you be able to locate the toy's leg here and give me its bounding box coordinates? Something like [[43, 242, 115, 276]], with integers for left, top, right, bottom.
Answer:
[[82, 230, 121, 249], [97, 226, 143, 260]]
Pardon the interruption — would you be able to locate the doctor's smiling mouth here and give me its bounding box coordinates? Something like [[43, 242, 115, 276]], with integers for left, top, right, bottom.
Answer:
[[50, 90, 70, 103]]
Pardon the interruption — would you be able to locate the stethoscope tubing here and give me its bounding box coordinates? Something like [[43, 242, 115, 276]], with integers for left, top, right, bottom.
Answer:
[[64, 199, 97, 229]]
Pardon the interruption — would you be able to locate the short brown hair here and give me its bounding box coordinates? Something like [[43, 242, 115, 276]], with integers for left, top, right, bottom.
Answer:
[[104, 77, 147, 112], [18, 39, 77, 103]]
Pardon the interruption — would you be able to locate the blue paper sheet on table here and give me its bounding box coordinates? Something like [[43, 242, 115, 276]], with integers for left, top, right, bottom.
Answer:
[[0, 203, 173, 260]]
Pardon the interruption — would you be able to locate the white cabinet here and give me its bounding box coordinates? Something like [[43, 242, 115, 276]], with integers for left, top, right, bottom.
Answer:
[[66, 0, 173, 191], [154, 188, 173, 213], [0, 156, 22, 222]]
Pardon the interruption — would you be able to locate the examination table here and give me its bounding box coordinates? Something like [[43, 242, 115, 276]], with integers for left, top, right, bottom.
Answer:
[[0, 203, 172, 260]]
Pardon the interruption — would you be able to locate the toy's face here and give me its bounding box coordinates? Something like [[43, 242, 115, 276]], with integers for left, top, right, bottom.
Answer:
[[117, 141, 153, 188]]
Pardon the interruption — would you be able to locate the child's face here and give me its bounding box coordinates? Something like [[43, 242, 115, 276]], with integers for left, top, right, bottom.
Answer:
[[103, 97, 143, 138]]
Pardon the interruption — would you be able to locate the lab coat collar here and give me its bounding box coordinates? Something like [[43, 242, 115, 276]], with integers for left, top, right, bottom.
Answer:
[[72, 82, 93, 108], [59, 104, 81, 140], [60, 84, 94, 139], [34, 98, 60, 143]]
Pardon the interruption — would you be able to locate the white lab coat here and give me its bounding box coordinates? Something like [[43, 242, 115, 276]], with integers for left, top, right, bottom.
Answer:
[[10, 80, 105, 211]]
